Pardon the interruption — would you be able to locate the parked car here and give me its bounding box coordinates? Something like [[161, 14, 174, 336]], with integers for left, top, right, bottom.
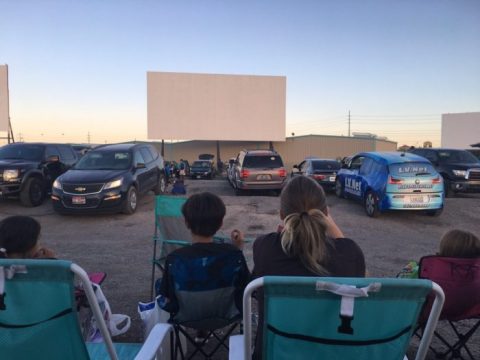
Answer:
[[232, 149, 287, 195], [190, 160, 215, 179], [291, 158, 341, 191], [0, 142, 78, 206], [408, 148, 480, 197], [51, 143, 165, 214], [71, 144, 95, 158], [335, 152, 444, 217]]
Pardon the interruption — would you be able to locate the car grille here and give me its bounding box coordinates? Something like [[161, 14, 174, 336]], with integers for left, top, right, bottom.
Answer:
[[468, 169, 480, 181], [63, 183, 104, 194]]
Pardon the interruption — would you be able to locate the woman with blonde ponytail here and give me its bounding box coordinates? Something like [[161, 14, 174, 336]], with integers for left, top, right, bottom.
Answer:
[[251, 176, 365, 359]]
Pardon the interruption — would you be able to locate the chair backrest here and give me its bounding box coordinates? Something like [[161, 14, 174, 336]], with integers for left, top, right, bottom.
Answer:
[[155, 195, 192, 248], [0, 259, 116, 360], [166, 249, 245, 330], [419, 255, 480, 321], [243, 276, 444, 360]]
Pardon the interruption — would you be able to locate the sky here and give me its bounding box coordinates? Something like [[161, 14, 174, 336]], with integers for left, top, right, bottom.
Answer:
[[1, 0, 479, 146]]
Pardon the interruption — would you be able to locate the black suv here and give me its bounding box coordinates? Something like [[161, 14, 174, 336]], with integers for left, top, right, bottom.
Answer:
[[0, 142, 77, 206], [51, 143, 166, 214], [409, 148, 480, 197]]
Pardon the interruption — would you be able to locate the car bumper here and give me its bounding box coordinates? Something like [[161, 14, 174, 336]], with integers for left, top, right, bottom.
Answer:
[[449, 180, 480, 193], [0, 182, 21, 197], [190, 172, 211, 179], [51, 188, 127, 214], [236, 180, 286, 190], [382, 192, 444, 211]]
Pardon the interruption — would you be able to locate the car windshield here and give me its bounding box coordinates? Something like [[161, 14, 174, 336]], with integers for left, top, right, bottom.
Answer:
[[0, 144, 44, 161], [74, 151, 131, 170], [192, 161, 211, 168], [311, 160, 340, 170], [437, 150, 479, 164], [389, 162, 436, 177], [243, 155, 283, 168]]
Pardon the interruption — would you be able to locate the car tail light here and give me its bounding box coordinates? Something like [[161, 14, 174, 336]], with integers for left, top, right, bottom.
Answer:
[[278, 169, 287, 177], [240, 169, 250, 179], [388, 176, 403, 184], [432, 176, 442, 184], [313, 174, 326, 180]]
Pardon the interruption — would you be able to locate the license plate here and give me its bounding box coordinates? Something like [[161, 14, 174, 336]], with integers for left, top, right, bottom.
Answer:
[[257, 174, 271, 181], [407, 195, 429, 204], [196, 175, 201, 179], [72, 196, 86, 205], [329, 176, 336, 182]]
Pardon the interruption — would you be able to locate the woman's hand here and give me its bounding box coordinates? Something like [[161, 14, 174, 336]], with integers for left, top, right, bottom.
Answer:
[[32, 247, 56, 259], [231, 229, 244, 250], [320, 208, 344, 239]]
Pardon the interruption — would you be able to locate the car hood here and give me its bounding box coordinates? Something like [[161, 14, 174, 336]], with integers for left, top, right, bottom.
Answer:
[[59, 169, 128, 183], [0, 159, 38, 169]]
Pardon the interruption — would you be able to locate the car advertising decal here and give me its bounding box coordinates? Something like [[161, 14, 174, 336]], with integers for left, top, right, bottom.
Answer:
[[397, 166, 429, 174], [344, 178, 361, 196]]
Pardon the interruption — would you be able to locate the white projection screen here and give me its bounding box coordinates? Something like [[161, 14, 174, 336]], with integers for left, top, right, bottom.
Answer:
[[147, 72, 286, 141], [0, 65, 9, 132]]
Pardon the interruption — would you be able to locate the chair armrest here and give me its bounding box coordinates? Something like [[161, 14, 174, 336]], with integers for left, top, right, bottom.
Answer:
[[229, 334, 244, 360], [134, 323, 173, 360]]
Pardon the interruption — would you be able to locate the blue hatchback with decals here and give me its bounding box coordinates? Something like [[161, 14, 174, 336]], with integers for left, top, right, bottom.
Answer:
[[335, 152, 444, 217]]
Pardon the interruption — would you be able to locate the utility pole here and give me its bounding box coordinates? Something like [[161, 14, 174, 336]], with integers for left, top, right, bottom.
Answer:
[[348, 110, 351, 137], [87, 131, 91, 144]]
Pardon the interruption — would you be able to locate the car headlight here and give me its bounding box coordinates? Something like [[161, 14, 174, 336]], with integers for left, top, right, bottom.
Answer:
[[3, 169, 20, 182], [53, 179, 62, 190], [104, 178, 123, 190], [452, 170, 467, 177]]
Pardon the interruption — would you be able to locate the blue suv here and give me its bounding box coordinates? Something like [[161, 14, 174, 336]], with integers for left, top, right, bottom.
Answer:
[[335, 152, 444, 217]]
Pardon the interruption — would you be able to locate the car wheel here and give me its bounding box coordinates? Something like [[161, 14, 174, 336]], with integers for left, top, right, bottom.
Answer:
[[123, 186, 138, 214], [426, 208, 443, 217], [335, 179, 344, 198], [443, 179, 453, 198], [153, 174, 166, 195], [20, 177, 45, 207], [364, 191, 380, 218]]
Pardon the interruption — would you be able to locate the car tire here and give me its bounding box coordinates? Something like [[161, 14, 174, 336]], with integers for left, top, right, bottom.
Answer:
[[20, 177, 45, 207], [443, 179, 453, 198], [364, 191, 380, 218], [335, 179, 344, 198], [123, 186, 138, 215], [153, 174, 166, 195], [426, 208, 443, 217]]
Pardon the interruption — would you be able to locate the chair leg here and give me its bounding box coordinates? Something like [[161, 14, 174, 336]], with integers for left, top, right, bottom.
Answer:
[[446, 320, 480, 360], [205, 322, 240, 357], [173, 325, 186, 360]]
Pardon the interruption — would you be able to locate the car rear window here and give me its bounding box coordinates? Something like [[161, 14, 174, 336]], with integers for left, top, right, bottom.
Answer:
[[243, 155, 283, 168], [389, 162, 436, 177], [311, 160, 340, 170]]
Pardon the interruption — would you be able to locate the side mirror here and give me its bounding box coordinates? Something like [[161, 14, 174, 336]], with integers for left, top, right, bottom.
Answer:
[[136, 162, 146, 169], [47, 155, 60, 163]]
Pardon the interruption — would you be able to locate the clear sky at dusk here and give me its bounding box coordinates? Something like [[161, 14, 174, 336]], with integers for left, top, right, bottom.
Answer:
[[1, 0, 479, 146]]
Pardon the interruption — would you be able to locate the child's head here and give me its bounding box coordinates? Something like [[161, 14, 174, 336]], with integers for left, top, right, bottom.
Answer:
[[439, 229, 480, 258], [0, 216, 41, 258], [182, 192, 226, 237]]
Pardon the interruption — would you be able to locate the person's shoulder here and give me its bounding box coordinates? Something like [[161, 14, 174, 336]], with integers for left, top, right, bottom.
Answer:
[[253, 232, 280, 250], [333, 238, 364, 255]]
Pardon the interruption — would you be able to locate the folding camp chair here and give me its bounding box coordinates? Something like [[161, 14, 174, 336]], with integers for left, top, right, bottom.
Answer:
[[161, 248, 247, 359], [0, 259, 173, 360], [229, 276, 444, 360], [417, 255, 480, 360]]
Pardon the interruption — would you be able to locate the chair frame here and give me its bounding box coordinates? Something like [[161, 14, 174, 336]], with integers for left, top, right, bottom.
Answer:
[[235, 277, 445, 360]]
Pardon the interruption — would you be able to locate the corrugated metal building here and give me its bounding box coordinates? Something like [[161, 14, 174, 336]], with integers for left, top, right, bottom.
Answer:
[[153, 134, 397, 169]]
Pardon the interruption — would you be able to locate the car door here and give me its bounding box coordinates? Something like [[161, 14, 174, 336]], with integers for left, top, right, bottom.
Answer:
[[358, 157, 375, 199], [133, 149, 149, 194], [343, 155, 365, 200], [140, 147, 157, 191]]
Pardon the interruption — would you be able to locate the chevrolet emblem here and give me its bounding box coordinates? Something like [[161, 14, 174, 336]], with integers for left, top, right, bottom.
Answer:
[[75, 187, 87, 192]]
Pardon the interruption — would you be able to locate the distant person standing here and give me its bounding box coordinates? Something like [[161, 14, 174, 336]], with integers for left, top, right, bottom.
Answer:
[[179, 159, 186, 181]]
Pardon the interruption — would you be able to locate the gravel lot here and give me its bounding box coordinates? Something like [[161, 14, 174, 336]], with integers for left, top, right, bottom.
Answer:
[[1, 177, 478, 359]]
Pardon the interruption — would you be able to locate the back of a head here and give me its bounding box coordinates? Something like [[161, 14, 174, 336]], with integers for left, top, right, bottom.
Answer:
[[439, 229, 480, 258], [280, 176, 330, 275], [182, 192, 226, 237], [0, 216, 41, 255]]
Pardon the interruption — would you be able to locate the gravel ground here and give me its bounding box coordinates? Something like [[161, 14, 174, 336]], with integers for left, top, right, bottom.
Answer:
[[0, 177, 479, 359]]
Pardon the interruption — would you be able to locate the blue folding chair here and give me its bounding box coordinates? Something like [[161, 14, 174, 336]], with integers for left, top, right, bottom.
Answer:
[[0, 259, 172, 360], [230, 276, 444, 360]]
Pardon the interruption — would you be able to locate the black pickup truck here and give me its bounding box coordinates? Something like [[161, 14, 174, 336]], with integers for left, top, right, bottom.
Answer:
[[0, 142, 78, 206]]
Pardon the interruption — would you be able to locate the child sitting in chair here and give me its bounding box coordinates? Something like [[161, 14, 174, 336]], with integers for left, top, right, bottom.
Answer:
[[0, 215, 55, 259], [155, 192, 250, 342]]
